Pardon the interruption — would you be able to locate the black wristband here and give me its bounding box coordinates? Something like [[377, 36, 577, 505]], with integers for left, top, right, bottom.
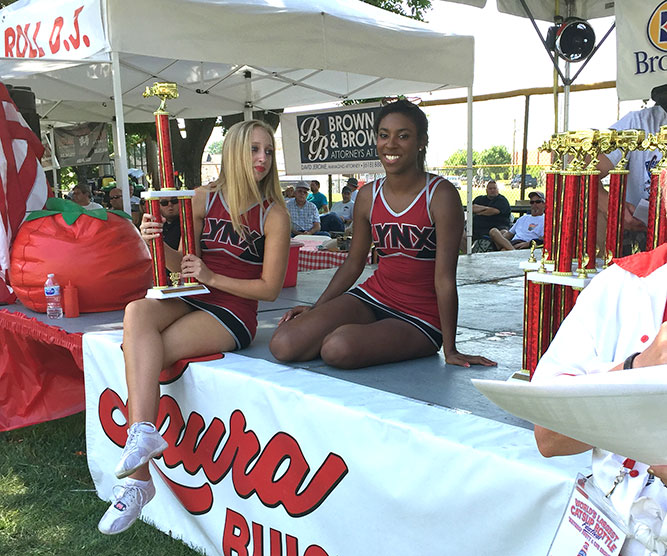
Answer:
[[623, 352, 641, 370]]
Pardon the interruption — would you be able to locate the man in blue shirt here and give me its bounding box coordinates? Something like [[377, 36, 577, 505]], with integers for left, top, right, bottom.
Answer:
[[308, 180, 328, 213]]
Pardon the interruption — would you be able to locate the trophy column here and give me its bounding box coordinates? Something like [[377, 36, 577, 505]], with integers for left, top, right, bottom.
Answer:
[[140, 82, 209, 299]]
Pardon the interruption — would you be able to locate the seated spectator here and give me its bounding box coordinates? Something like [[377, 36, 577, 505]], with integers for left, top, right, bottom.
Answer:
[[159, 197, 181, 251], [107, 187, 126, 212], [70, 183, 103, 210], [283, 185, 295, 199], [308, 180, 328, 213], [489, 191, 545, 251], [346, 177, 360, 202], [330, 186, 355, 227], [286, 181, 329, 237], [471, 180, 511, 240]]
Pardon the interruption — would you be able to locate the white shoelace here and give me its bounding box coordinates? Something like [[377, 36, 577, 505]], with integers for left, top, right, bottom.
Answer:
[[111, 484, 148, 510]]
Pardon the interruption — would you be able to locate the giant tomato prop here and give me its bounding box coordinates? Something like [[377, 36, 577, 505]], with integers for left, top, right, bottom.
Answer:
[[10, 198, 152, 313]]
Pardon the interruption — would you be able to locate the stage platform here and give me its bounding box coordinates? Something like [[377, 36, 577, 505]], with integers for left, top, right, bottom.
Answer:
[[249, 249, 530, 428], [5, 249, 531, 428], [7, 250, 592, 554]]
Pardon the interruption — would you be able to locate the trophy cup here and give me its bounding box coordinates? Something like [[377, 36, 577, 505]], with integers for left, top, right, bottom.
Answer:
[[141, 82, 209, 299], [646, 126, 667, 250]]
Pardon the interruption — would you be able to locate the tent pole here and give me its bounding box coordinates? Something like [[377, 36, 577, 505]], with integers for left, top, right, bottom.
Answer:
[[244, 70, 253, 121], [466, 85, 473, 255], [111, 51, 131, 214], [48, 126, 59, 196], [563, 62, 571, 132]]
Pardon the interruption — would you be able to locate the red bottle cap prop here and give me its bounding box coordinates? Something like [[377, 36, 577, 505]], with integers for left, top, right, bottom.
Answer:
[[63, 281, 80, 318]]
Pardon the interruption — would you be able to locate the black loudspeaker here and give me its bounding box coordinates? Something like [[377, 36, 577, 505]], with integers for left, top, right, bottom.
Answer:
[[546, 17, 596, 63], [5, 84, 41, 139], [651, 85, 667, 113]]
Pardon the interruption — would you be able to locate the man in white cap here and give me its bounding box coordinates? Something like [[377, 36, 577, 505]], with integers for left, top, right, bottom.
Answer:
[[488, 190, 545, 251], [285, 181, 327, 236]]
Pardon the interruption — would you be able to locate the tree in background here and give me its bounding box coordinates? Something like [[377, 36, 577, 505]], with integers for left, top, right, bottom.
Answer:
[[207, 140, 223, 155], [442, 145, 511, 181], [362, 0, 432, 20], [479, 145, 511, 180], [443, 149, 479, 176]]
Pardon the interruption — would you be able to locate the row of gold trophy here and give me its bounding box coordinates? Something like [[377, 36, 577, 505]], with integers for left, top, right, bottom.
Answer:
[[141, 82, 208, 299], [521, 127, 666, 378]]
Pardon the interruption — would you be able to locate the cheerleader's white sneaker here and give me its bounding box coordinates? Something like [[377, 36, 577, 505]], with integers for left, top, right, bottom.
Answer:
[[98, 477, 155, 535], [114, 421, 167, 479]]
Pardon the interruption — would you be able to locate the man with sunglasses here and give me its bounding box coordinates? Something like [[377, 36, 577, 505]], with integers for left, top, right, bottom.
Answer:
[[159, 197, 181, 252], [108, 188, 125, 212], [488, 190, 545, 251]]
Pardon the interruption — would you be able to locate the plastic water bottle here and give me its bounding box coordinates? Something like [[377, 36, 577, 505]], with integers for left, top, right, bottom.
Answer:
[[44, 273, 63, 319]]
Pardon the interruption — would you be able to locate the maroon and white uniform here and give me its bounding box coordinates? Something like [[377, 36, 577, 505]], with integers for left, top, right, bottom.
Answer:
[[347, 174, 443, 347], [183, 191, 274, 349]]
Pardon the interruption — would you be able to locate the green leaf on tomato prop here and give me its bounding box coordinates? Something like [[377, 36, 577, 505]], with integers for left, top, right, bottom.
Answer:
[[25, 197, 132, 225], [10, 199, 152, 313]]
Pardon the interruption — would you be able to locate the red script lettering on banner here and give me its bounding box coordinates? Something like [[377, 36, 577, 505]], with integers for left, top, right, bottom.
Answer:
[[98, 389, 348, 518], [4, 5, 92, 59]]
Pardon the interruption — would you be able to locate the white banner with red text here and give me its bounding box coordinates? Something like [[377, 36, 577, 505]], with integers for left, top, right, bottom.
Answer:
[[616, 2, 667, 101], [84, 331, 590, 556], [0, 0, 108, 64]]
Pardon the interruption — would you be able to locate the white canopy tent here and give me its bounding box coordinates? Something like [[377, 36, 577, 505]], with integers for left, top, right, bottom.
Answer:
[[441, 0, 614, 21], [0, 0, 476, 227], [440, 0, 617, 129]]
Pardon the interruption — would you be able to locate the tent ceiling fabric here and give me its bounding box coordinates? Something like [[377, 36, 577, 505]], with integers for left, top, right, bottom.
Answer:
[[438, 0, 615, 21], [0, 0, 474, 123]]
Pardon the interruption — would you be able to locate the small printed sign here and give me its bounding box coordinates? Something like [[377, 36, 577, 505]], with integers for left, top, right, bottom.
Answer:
[[55, 122, 109, 166], [281, 104, 384, 175], [548, 475, 626, 556]]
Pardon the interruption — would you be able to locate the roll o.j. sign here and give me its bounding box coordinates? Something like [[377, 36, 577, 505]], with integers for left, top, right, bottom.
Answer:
[[1, 0, 108, 61]]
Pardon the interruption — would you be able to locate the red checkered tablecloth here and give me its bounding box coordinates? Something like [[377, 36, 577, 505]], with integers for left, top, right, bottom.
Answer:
[[297, 243, 371, 271]]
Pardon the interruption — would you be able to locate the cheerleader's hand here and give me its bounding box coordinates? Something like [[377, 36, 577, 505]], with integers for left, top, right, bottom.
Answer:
[[278, 305, 312, 325], [140, 213, 163, 243], [445, 349, 497, 368], [181, 254, 214, 285]]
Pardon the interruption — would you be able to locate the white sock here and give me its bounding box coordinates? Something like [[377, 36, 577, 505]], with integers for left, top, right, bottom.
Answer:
[[123, 477, 152, 489]]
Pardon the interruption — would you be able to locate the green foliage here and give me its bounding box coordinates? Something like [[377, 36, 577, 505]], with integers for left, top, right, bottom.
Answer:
[[207, 140, 223, 155], [0, 413, 201, 555], [479, 145, 511, 166], [442, 145, 513, 180], [361, 0, 432, 20], [479, 145, 511, 180], [443, 149, 479, 175]]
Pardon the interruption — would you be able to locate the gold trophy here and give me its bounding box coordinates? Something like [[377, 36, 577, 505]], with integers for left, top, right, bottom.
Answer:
[[141, 82, 209, 299]]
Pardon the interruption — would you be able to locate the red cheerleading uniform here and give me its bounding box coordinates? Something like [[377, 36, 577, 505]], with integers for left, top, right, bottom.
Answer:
[[183, 191, 275, 349], [347, 173, 444, 347]]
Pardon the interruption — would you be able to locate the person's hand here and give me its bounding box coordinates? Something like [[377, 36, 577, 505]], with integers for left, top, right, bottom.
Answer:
[[140, 213, 164, 243], [648, 465, 667, 486], [445, 349, 497, 368], [181, 254, 214, 285], [633, 322, 667, 368], [623, 202, 647, 232], [278, 305, 312, 325]]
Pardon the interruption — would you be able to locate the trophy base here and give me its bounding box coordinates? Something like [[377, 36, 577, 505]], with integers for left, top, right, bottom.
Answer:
[[509, 369, 531, 382], [145, 283, 210, 299]]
